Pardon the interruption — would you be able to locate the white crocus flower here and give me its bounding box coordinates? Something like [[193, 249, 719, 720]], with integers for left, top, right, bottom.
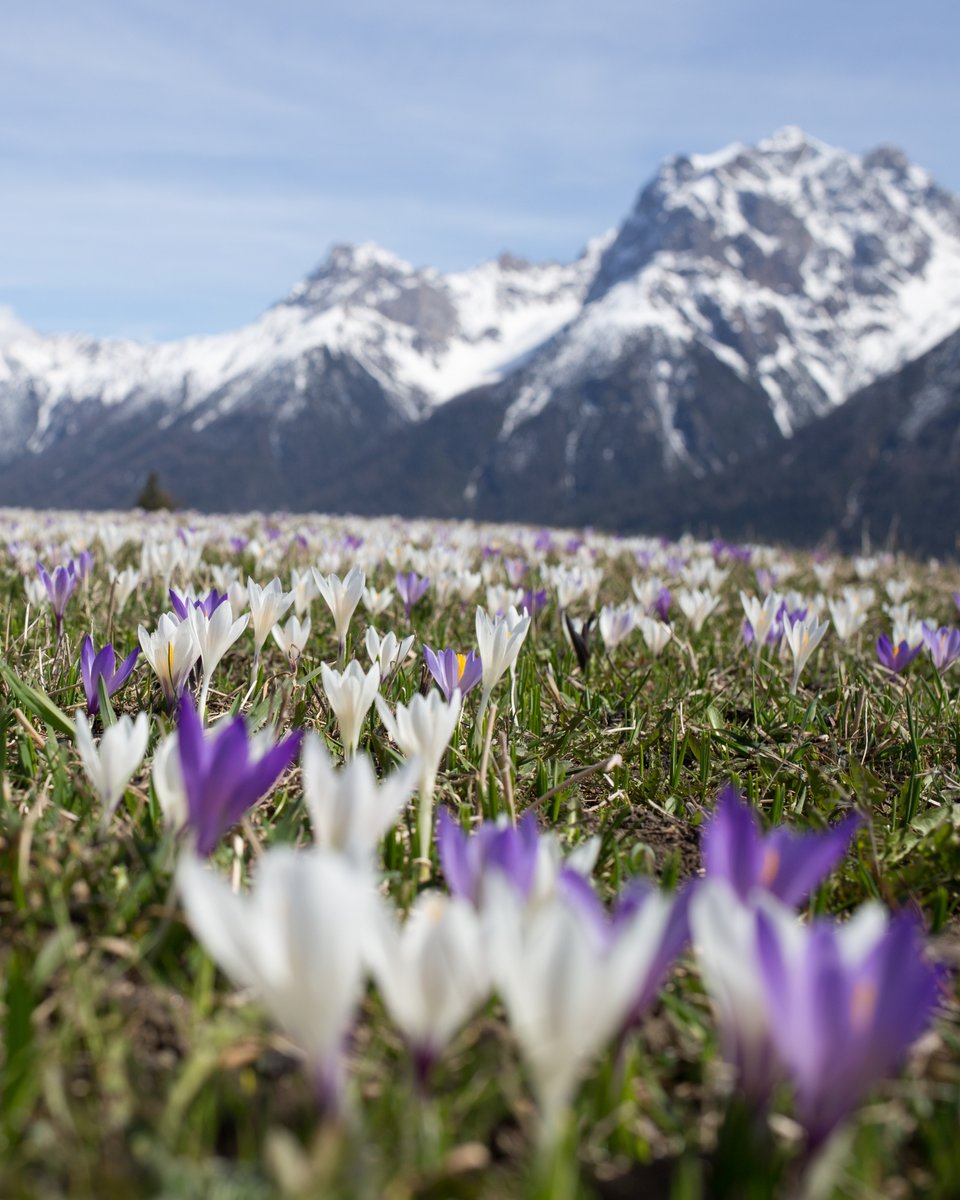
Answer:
[[138, 613, 200, 708], [529, 833, 601, 908], [75, 711, 150, 825], [301, 736, 418, 866], [375, 690, 462, 871], [782, 613, 830, 694], [677, 588, 721, 634], [598, 602, 636, 650], [361, 585, 394, 617], [827, 595, 868, 642], [188, 599, 250, 718], [484, 880, 673, 1145], [151, 731, 187, 833], [884, 577, 912, 604], [320, 659, 381, 760], [272, 614, 312, 665], [690, 881, 784, 1104], [23, 575, 47, 608], [290, 567, 318, 616], [107, 565, 140, 614], [475, 605, 531, 738], [637, 615, 673, 657], [631, 575, 666, 610], [369, 891, 490, 1083], [314, 565, 365, 663], [364, 626, 414, 684], [176, 848, 377, 1115], [247, 577, 294, 663], [740, 590, 782, 658], [227, 579, 249, 615]]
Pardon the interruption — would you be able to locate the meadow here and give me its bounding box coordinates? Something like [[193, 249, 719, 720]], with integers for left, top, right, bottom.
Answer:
[[0, 508, 957, 1199]]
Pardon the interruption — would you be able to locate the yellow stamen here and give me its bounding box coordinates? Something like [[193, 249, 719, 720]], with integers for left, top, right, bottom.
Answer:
[[166, 639, 175, 683], [456, 653, 467, 681]]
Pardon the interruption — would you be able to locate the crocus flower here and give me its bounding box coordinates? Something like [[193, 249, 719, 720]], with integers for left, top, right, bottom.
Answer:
[[423, 646, 483, 703], [314, 566, 365, 662], [701, 784, 860, 907], [108, 565, 140, 614], [757, 901, 943, 1147], [301, 735, 419, 865], [637, 615, 672, 658], [598, 603, 636, 650], [475, 605, 531, 737], [321, 659, 380, 760], [690, 880, 782, 1104], [176, 692, 303, 856], [922, 624, 960, 672], [484, 877, 677, 1145], [138, 613, 200, 710], [677, 588, 721, 634], [827, 594, 868, 642], [79, 635, 140, 716], [437, 808, 540, 904], [37, 561, 76, 641], [188, 598, 250, 719], [75, 710, 150, 825], [521, 586, 548, 616], [876, 633, 922, 673], [611, 880, 692, 1033], [364, 626, 414, 683], [376, 689, 461, 869], [782, 612, 830, 694], [176, 847, 377, 1115], [740, 590, 783, 657], [247, 577, 294, 664], [361, 585, 394, 616], [368, 891, 491, 1089], [272, 613, 312, 665], [169, 587, 227, 620], [396, 570, 430, 619]]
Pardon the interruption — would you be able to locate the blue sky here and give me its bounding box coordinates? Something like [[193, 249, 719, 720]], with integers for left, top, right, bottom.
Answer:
[[2, 0, 958, 341]]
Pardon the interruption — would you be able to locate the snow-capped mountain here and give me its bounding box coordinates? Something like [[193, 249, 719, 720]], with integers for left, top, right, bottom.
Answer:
[[0, 238, 606, 463], [3, 126, 960, 550]]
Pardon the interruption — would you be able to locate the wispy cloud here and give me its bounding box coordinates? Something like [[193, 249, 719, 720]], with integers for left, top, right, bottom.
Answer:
[[2, 0, 957, 337]]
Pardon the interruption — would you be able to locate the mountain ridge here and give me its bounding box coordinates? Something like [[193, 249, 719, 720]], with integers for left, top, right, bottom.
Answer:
[[2, 127, 960, 552]]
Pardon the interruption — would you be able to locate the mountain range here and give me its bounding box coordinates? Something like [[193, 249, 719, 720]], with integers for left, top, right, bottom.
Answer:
[[2, 126, 959, 555]]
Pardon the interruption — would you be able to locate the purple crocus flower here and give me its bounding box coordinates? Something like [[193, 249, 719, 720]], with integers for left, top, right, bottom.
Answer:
[[651, 586, 671, 623], [169, 587, 228, 620], [177, 693, 303, 857], [757, 905, 943, 1148], [520, 586, 548, 616], [395, 571, 430, 619], [424, 646, 483, 703], [75, 550, 94, 583], [37, 561, 77, 641], [755, 568, 778, 593], [79, 635, 140, 716], [437, 808, 540, 905], [702, 784, 860, 907], [876, 633, 922, 674], [921, 624, 960, 672]]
